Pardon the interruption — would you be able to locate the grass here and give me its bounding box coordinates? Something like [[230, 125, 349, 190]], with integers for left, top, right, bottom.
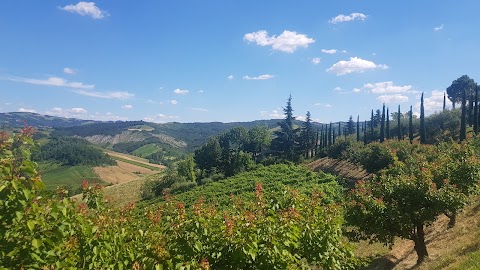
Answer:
[[110, 156, 161, 171], [39, 162, 106, 191], [132, 143, 160, 157]]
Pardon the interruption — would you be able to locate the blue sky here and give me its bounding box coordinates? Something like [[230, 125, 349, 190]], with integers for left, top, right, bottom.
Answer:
[[1, 1, 480, 123]]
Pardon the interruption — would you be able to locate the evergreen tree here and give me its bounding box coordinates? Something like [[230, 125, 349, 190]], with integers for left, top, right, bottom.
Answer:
[[332, 129, 336, 145], [410, 105, 414, 144], [338, 122, 341, 139], [324, 124, 328, 148], [363, 121, 367, 145], [397, 105, 402, 140], [356, 115, 360, 142], [328, 122, 332, 146], [468, 95, 474, 127], [271, 95, 300, 161], [420, 93, 427, 144], [380, 103, 385, 143], [475, 86, 479, 135], [300, 111, 315, 158], [348, 115, 355, 135], [443, 92, 446, 112], [460, 88, 467, 142], [370, 110, 375, 142], [386, 108, 390, 140], [314, 129, 319, 156]]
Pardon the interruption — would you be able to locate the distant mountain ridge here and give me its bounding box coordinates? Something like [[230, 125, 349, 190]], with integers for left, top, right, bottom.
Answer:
[[0, 112, 95, 128]]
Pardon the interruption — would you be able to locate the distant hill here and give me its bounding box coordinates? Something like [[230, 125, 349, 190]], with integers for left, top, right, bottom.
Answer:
[[0, 112, 95, 128]]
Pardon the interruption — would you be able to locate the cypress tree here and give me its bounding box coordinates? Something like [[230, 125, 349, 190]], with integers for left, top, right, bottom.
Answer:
[[363, 121, 367, 145], [328, 122, 332, 146], [370, 110, 375, 142], [468, 95, 474, 127], [420, 93, 426, 144], [386, 108, 390, 140], [443, 92, 446, 112], [380, 103, 385, 142], [332, 130, 336, 145], [475, 86, 479, 135], [409, 105, 414, 144], [397, 105, 402, 140], [338, 122, 341, 139], [356, 115, 360, 142], [314, 129, 319, 156], [344, 127, 347, 140], [460, 88, 467, 141], [324, 124, 328, 148]]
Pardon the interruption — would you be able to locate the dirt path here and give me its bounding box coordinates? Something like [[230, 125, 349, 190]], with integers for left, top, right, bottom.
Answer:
[[306, 157, 371, 184], [104, 150, 166, 170]]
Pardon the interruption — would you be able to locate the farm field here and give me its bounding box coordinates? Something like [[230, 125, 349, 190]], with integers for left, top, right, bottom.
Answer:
[[39, 163, 105, 191]]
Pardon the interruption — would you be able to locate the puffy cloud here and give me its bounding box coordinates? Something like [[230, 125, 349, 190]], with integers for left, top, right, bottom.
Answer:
[[45, 107, 88, 117], [18, 108, 36, 113], [329, 13, 367, 24], [243, 74, 275, 80], [173, 88, 189, 95], [244, 30, 315, 53], [326, 57, 388, 75], [72, 89, 134, 100], [260, 110, 283, 119], [71, 107, 87, 114], [311, 57, 321, 65], [5, 76, 94, 89], [227, 75, 234, 80], [363, 81, 415, 94], [376, 94, 409, 103], [169, 100, 178, 105], [434, 24, 444, 32], [321, 49, 337, 54], [63, 67, 77, 75], [334, 87, 343, 92], [60, 2, 107, 19], [121, 104, 133, 109], [352, 88, 361, 93], [143, 114, 179, 123], [415, 90, 446, 114]]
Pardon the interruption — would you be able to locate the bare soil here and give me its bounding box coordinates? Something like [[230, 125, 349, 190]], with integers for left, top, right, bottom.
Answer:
[[306, 157, 371, 184]]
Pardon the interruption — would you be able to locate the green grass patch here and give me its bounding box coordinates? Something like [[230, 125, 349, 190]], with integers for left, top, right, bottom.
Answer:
[[111, 156, 161, 171], [39, 162, 105, 191], [132, 143, 160, 157]]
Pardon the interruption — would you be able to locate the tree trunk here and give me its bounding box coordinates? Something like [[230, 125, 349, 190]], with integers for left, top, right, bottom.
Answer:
[[412, 224, 429, 264], [445, 211, 457, 228]]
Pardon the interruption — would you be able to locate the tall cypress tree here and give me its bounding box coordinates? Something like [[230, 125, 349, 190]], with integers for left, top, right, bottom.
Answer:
[[397, 105, 402, 140], [443, 92, 446, 112], [468, 95, 474, 127], [370, 110, 375, 142], [385, 107, 390, 140], [338, 122, 341, 139], [409, 105, 414, 144], [475, 86, 479, 135], [324, 124, 328, 148], [380, 103, 385, 143], [356, 115, 360, 142], [460, 88, 467, 141], [363, 121, 367, 145], [420, 93, 426, 144], [328, 122, 332, 146], [314, 129, 319, 157], [332, 130, 336, 145]]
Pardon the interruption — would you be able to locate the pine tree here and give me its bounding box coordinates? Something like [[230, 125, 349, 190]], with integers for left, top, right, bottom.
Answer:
[[356, 115, 360, 142], [386, 108, 390, 140], [460, 88, 467, 142], [420, 94, 426, 144], [271, 95, 300, 161], [380, 103, 385, 143], [300, 111, 315, 158], [348, 115, 355, 135], [397, 105, 402, 140], [410, 105, 414, 144], [370, 110, 375, 142]]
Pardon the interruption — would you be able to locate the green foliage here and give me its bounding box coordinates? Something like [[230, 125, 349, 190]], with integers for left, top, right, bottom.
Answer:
[[35, 136, 115, 166], [447, 75, 477, 108], [39, 163, 104, 193], [271, 95, 301, 162], [356, 143, 395, 173]]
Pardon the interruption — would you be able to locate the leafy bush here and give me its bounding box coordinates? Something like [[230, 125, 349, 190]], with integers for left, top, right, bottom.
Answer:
[[357, 143, 395, 173]]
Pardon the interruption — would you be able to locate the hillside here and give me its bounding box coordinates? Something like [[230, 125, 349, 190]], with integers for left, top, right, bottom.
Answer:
[[0, 112, 94, 128]]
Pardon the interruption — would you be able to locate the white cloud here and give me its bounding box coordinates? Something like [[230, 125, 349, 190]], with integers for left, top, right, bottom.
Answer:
[[5, 76, 94, 89], [71, 107, 87, 114], [321, 49, 337, 54], [326, 57, 389, 75], [198, 90, 204, 93], [434, 24, 444, 32], [376, 94, 409, 103], [61, 2, 107, 19], [143, 114, 179, 123], [296, 115, 306, 121], [173, 88, 189, 95], [334, 87, 343, 92], [228, 75, 234, 80], [314, 103, 333, 108], [63, 67, 77, 75], [244, 30, 315, 53], [415, 90, 445, 114], [352, 88, 361, 93], [243, 74, 275, 80], [191, 107, 208, 112], [121, 104, 133, 109], [72, 89, 134, 100], [329, 13, 367, 24], [363, 81, 415, 94], [169, 100, 178, 105], [260, 110, 283, 119], [18, 108, 36, 113], [89, 112, 128, 121], [311, 57, 321, 65], [341, 50, 348, 53]]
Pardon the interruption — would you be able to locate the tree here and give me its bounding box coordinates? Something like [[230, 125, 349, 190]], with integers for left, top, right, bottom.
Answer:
[[177, 155, 196, 182], [244, 125, 272, 162], [443, 92, 446, 112], [397, 105, 402, 140], [328, 122, 332, 146], [356, 115, 360, 142], [468, 94, 474, 127], [348, 115, 355, 135], [409, 105, 414, 144], [447, 75, 477, 109], [474, 86, 479, 135], [460, 88, 467, 142], [370, 110, 375, 142], [194, 137, 222, 173], [380, 104, 385, 143], [386, 108, 390, 140], [420, 93, 426, 144], [271, 95, 300, 161], [300, 111, 315, 158], [363, 121, 367, 145]]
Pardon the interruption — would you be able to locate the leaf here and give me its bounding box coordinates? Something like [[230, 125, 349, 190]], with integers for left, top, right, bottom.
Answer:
[[27, 220, 35, 231], [23, 189, 31, 200], [32, 238, 40, 249]]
